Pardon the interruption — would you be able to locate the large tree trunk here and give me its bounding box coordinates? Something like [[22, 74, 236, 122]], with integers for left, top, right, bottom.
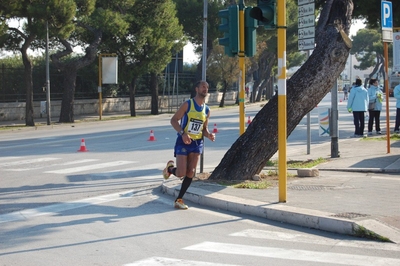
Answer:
[[51, 29, 102, 123], [209, 0, 353, 181], [129, 77, 137, 117], [21, 35, 36, 126], [59, 67, 77, 122], [150, 72, 159, 115]]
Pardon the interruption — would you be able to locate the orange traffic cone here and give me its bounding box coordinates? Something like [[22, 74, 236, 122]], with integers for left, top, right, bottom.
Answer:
[[212, 123, 219, 133], [148, 130, 156, 141], [77, 138, 88, 152], [247, 116, 251, 125]]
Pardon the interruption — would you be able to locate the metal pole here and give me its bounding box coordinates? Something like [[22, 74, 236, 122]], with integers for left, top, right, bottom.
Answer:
[[239, 1, 246, 135], [330, 80, 339, 158], [200, 0, 208, 173], [384, 42, 391, 153], [98, 55, 102, 120], [278, 0, 287, 203], [306, 50, 311, 154], [45, 21, 51, 125]]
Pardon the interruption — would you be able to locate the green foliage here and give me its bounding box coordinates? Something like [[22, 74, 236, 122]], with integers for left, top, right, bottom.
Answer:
[[351, 28, 383, 70]]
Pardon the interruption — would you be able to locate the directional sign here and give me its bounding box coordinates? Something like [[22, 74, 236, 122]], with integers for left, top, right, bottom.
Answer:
[[298, 0, 315, 51], [298, 38, 315, 51], [298, 15, 315, 29], [298, 27, 315, 40], [298, 3, 314, 17], [381, 1, 393, 29]]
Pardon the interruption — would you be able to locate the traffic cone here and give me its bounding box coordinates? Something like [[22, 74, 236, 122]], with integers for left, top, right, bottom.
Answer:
[[148, 130, 156, 141], [77, 138, 88, 152], [247, 116, 251, 125], [212, 123, 219, 133]]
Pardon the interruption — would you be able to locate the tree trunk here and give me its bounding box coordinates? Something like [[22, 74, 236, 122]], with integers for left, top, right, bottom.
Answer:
[[209, 0, 353, 181], [59, 67, 77, 123], [21, 35, 35, 126], [51, 30, 102, 123], [130, 78, 137, 117], [150, 72, 159, 115], [219, 82, 227, 108]]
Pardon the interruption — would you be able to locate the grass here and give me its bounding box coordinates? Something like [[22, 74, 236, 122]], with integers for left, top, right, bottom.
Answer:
[[266, 157, 327, 169], [361, 133, 400, 141], [354, 225, 391, 242]]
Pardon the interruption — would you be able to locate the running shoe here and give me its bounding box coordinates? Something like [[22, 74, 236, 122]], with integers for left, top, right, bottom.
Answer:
[[162, 160, 174, 180], [174, 198, 188, 209]]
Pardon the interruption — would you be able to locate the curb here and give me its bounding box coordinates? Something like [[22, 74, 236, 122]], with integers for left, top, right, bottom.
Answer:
[[162, 181, 400, 244]]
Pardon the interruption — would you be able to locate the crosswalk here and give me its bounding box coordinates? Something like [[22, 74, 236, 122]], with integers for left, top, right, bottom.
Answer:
[[0, 156, 163, 176], [125, 229, 400, 266]]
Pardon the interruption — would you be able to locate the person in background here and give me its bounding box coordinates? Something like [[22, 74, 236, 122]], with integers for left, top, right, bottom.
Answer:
[[394, 82, 400, 134], [347, 78, 369, 137], [367, 79, 383, 135], [343, 85, 349, 100], [162, 80, 216, 209]]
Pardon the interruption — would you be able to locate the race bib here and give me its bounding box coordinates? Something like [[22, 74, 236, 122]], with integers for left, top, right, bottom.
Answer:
[[187, 118, 203, 134]]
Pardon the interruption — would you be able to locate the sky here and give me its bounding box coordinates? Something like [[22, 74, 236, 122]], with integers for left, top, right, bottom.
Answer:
[[183, 19, 367, 64]]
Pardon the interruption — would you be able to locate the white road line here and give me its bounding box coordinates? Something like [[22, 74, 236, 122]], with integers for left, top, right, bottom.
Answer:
[[123, 257, 239, 266], [0, 188, 159, 224], [4, 159, 100, 171], [0, 157, 60, 167], [44, 160, 134, 174], [184, 242, 400, 266], [0, 156, 22, 162], [230, 229, 400, 252]]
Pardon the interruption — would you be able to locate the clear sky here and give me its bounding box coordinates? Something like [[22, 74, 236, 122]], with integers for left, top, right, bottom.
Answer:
[[183, 19, 366, 64]]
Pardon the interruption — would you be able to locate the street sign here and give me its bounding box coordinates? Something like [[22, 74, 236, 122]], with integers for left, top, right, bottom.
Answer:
[[298, 38, 315, 50], [298, 27, 315, 40], [298, 0, 315, 51], [298, 14, 315, 29], [381, 1, 393, 29], [298, 3, 314, 17], [381, 0, 393, 43]]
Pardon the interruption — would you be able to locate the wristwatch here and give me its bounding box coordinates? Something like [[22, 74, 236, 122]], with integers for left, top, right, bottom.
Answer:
[[179, 130, 184, 136]]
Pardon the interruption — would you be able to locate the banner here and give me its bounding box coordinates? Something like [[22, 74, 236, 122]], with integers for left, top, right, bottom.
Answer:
[[394, 32, 400, 72], [318, 108, 330, 137]]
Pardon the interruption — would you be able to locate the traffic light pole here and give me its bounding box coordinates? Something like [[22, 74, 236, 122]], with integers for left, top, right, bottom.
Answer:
[[239, 1, 246, 135], [277, 0, 287, 202]]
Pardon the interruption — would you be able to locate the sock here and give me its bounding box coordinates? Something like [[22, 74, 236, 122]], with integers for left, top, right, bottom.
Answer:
[[176, 176, 192, 200]]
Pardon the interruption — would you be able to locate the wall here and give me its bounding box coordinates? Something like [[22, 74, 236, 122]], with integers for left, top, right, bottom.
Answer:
[[0, 91, 237, 121]]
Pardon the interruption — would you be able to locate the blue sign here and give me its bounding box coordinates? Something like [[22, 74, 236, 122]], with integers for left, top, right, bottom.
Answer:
[[381, 1, 393, 29]]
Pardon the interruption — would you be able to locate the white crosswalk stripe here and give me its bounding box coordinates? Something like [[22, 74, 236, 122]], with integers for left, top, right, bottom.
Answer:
[[183, 241, 400, 266], [124, 257, 239, 266], [125, 228, 400, 266], [44, 160, 134, 174]]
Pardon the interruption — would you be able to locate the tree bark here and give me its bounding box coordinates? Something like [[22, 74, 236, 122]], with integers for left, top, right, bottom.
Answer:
[[209, 0, 353, 181], [20, 34, 36, 126], [150, 72, 159, 115], [129, 77, 137, 117], [51, 27, 102, 123]]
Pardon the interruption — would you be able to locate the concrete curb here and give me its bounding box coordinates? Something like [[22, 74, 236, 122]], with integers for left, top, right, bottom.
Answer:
[[162, 181, 400, 244]]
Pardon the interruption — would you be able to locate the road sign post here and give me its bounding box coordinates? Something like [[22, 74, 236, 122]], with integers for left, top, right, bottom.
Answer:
[[382, 0, 392, 154]]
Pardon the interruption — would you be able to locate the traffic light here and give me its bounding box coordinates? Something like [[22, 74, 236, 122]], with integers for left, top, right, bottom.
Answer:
[[250, 0, 276, 29], [218, 5, 239, 57], [244, 7, 257, 57]]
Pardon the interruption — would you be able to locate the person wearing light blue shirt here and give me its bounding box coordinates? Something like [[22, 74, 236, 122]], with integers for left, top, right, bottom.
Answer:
[[347, 78, 369, 137], [394, 83, 400, 133], [367, 79, 383, 135]]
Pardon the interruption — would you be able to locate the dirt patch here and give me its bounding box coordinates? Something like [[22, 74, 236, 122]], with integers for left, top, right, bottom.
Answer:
[[194, 172, 299, 188]]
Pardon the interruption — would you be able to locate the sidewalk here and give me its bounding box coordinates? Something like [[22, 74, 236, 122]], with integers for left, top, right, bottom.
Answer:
[[162, 136, 400, 244]]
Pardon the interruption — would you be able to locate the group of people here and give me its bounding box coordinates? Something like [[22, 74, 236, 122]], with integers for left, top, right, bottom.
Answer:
[[346, 77, 400, 137]]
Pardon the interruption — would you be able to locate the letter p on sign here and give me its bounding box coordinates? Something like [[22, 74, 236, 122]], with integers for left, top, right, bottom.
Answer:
[[381, 1, 393, 29]]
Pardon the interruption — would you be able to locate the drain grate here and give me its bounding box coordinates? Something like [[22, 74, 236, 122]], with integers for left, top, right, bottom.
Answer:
[[288, 185, 333, 191], [331, 212, 370, 219]]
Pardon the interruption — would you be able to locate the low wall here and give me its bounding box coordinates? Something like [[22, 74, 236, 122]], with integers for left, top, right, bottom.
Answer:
[[0, 91, 237, 121]]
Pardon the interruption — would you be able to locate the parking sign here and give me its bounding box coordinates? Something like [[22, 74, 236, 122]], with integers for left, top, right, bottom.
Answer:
[[381, 1, 393, 29]]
